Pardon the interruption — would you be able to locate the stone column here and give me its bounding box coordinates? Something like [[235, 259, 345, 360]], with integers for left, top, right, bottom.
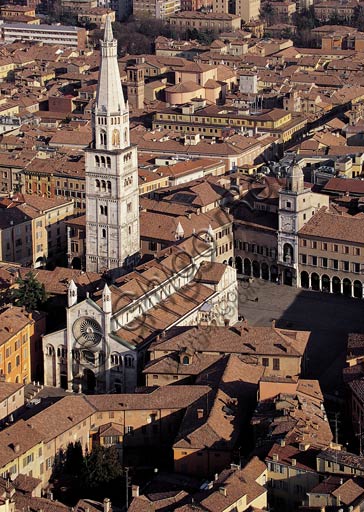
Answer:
[[55, 358, 61, 388]]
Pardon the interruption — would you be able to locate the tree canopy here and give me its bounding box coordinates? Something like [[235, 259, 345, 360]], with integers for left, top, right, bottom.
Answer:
[[10, 271, 47, 311]]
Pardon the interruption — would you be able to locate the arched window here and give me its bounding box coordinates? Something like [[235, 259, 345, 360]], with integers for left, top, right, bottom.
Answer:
[[72, 349, 80, 361], [112, 129, 120, 147], [100, 205, 104, 215], [124, 128, 128, 144], [128, 226, 132, 235], [125, 355, 134, 368], [7, 362, 11, 374], [100, 131, 106, 146], [101, 180, 106, 191], [107, 181, 111, 192], [96, 179, 100, 190], [95, 155, 100, 167], [47, 345, 54, 356], [106, 157, 111, 168], [100, 156, 106, 166], [104, 206, 108, 215], [111, 353, 120, 365], [182, 355, 190, 365], [102, 228, 106, 238]]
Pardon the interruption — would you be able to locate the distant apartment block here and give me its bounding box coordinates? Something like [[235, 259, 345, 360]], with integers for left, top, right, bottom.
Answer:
[[78, 7, 115, 27], [236, 0, 260, 22], [169, 11, 241, 31], [270, 0, 296, 21], [133, 0, 180, 18], [180, 0, 209, 10], [314, 0, 358, 21], [0, 22, 87, 49], [103, 0, 133, 19], [61, 0, 98, 13], [213, 0, 260, 23]]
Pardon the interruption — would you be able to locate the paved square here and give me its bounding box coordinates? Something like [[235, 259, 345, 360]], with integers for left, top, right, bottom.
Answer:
[[238, 280, 364, 394]]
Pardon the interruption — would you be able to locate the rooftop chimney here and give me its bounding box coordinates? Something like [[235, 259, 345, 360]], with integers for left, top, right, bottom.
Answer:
[[197, 408, 204, 419], [103, 498, 111, 512], [219, 486, 227, 497]]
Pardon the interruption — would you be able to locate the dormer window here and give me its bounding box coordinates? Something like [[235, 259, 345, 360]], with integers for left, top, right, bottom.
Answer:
[[182, 355, 190, 365]]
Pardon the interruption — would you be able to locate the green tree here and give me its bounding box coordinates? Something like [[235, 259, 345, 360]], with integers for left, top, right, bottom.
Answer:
[[353, 5, 364, 30], [260, 2, 274, 25], [83, 445, 123, 490], [10, 271, 47, 311], [65, 441, 84, 477]]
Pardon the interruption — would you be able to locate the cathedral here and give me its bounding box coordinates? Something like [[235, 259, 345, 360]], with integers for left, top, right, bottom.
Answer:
[[42, 17, 239, 394]]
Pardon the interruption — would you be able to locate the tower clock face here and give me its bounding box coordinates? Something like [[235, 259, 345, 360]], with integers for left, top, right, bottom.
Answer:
[[281, 216, 294, 232], [72, 317, 103, 348]]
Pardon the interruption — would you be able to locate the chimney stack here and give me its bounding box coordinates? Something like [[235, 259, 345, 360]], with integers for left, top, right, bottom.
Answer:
[[103, 498, 111, 512], [197, 408, 204, 419]]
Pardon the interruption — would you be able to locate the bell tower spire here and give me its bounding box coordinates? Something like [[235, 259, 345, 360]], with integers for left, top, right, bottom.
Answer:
[[85, 14, 140, 276], [94, 15, 130, 151]]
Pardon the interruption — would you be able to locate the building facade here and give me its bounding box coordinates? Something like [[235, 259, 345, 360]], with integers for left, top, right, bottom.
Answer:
[[1, 23, 86, 49]]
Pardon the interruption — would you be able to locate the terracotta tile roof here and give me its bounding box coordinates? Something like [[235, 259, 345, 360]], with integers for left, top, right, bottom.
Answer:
[[174, 355, 263, 451], [166, 81, 203, 94], [347, 333, 364, 359], [98, 422, 123, 437], [318, 448, 364, 471], [323, 177, 364, 196], [0, 381, 23, 402], [17, 267, 103, 297], [309, 475, 349, 495], [75, 499, 104, 512], [348, 378, 364, 403], [140, 207, 232, 242], [151, 322, 310, 358], [86, 386, 210, 412], [252, 381, 333, 448], [114, 282, 215, 347], [0, 419, 44, 468], [14, 494, 70, 512], [13, 474, 41, 494], [143, 352, 221, 377], [299, 206, 364, 244], [129, 491, 189, 512], [193, 456, 267, 511], [0, 307, 33, 346], [8, 193, 73, 211], [27, 396, 95, 443], [332, 478, 364, 505], [266, 443, 320, 472]]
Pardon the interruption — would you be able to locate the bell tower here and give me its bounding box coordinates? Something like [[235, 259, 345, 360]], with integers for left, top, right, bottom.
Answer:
[[126, 59, 145, 111], [85, 15, 140, 275], [278, 161, 309, 286]]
